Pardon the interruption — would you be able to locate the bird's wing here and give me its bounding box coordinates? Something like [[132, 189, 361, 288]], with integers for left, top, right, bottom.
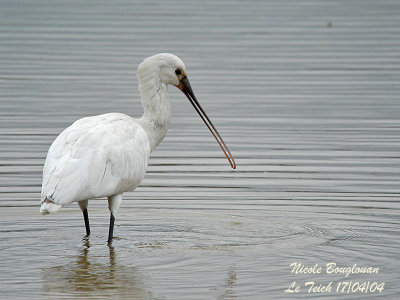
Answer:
[[41, 113, 151, 205]]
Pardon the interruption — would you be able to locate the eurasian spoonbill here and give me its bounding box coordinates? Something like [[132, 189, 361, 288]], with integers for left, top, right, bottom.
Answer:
[[40, 53, 236, 244]]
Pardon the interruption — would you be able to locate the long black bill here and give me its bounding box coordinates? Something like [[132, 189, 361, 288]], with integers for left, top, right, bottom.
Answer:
[[178, 76, 236, 169]]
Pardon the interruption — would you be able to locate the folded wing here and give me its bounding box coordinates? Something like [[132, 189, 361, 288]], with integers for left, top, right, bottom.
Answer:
[[41, 113, 151, 206]]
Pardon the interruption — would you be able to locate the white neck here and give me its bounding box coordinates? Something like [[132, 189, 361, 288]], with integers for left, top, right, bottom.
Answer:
[[137, 71, 171, 152]]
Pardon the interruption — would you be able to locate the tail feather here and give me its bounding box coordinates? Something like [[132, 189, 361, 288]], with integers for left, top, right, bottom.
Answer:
[[40, 198, 62, 215]]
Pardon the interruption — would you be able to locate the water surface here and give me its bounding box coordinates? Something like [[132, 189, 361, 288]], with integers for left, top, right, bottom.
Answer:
[[0, 0, 399, 299]]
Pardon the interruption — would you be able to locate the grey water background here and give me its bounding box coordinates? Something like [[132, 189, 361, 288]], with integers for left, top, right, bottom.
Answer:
[[0, 0, 399, 299]]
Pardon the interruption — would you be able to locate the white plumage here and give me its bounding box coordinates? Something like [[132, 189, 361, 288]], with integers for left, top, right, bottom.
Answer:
[[40, 53, 235, 243], [41, 113, 150, 209]]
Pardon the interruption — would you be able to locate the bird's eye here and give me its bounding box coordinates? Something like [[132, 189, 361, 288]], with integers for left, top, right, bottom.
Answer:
[[175, 69, 181, 75]]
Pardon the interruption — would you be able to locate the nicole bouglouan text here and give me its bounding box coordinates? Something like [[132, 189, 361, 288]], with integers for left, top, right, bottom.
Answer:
[[284, 262, 384, 295]]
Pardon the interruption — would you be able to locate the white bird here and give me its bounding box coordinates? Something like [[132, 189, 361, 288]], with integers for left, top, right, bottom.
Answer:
[[40, 53, 236, 243]]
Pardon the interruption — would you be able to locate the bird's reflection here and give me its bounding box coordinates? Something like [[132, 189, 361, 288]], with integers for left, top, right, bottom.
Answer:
[[41, 239, 154, 299], [218, 266, 237, 300]]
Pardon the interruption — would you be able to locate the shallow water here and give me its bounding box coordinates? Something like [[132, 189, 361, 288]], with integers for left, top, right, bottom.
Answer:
[[1, 0, 399, 299]]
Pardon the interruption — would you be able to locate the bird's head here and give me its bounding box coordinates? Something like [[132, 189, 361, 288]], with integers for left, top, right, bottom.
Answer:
[[138, 53, 186, 86], [138, 53, 236, 169]]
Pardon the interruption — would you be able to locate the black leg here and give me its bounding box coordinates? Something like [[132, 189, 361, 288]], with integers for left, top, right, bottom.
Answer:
[[82, 208, 90, 236], [107, 213, 115, 244]]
